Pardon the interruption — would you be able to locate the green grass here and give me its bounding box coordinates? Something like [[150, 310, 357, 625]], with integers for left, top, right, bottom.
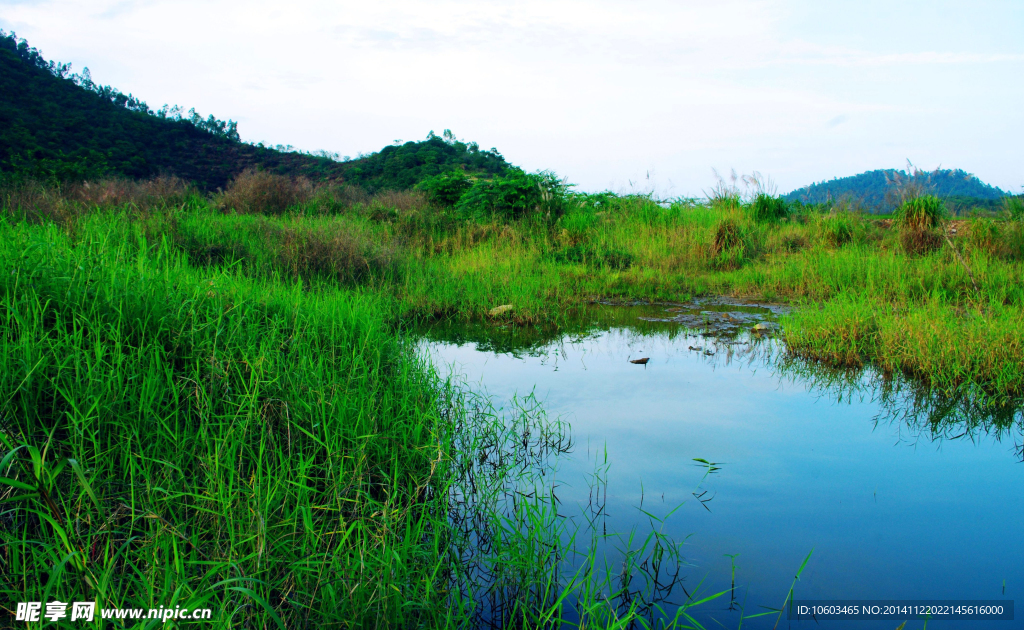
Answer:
[[2, 180, 1022, 627], [118, 186, 1024, 402], [0, 214, 457, 626], [0, 205, 740, 628]]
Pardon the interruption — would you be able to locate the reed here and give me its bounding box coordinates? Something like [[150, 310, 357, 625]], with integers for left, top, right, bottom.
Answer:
[[3, 176, 1022, 626], [0, 209, 736, 628]]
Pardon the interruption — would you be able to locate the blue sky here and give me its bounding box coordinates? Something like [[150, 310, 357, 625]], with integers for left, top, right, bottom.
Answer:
[[2, 0, 1021, 196]]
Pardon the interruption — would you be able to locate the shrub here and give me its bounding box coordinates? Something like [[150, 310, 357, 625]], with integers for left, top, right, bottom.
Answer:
[[712, 218, 742, 255], [711, 218, 746, 269], [748, 193, 790, 223], [900, 227, 942, 255], [416, 170, 472, 206], [455, 169, 568, 221], [1005, 222, 1024, 259], [220, 168, 312, 215], [776, 230, 808, 252], [893, 194, 945, 230]]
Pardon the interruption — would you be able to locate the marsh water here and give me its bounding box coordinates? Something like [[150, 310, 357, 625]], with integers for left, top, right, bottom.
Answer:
[[418, 303, 1023, 629]]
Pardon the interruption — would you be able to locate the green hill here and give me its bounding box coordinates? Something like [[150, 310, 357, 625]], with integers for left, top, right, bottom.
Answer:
[[0, 31, 509, 190], [784, 168, 1006, 212]]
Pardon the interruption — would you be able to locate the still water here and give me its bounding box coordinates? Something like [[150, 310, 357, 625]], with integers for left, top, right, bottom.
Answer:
[[419, 304, 1023, 629]]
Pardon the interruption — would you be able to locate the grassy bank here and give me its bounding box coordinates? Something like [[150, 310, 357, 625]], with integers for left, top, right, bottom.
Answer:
[[0, 214, 461, 626], [111, 175, 1023, 404], [0, 198, 726, 627], [1, 176, 1021, 627]]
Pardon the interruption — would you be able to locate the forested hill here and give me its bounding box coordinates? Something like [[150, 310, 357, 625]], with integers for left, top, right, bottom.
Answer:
[[784, 168, 1006, 211], [0, 31, 510, 190]]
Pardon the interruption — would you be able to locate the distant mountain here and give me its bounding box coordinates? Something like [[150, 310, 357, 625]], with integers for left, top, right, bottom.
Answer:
[[784, 168, 1006, 212], [0, 31, 509, 190]]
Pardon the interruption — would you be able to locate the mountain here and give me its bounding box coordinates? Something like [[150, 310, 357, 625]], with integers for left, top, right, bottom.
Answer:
[[784, 168, 1006, 212], [0, 31, 509, 190]]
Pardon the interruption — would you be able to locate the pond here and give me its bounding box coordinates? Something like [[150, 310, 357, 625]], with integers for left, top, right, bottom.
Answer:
[[418, 302, 1024, 629]]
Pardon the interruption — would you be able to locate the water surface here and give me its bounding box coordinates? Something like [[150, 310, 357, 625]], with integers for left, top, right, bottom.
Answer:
[[419, 304, 1023, 629]]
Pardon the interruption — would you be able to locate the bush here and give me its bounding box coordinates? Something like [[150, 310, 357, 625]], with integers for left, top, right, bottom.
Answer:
[[748, 193, 789, 223], [280, 224, 399, 284], [1005, 222, 1024, 259], [893, 194, 945, 230], [416, 170, 472, 206], [220, 168, 312, 215], [455, 169, 568, 221], [900, 227, 942, 255], [712, 218, 743, 254], [711, 218, 747, 269]]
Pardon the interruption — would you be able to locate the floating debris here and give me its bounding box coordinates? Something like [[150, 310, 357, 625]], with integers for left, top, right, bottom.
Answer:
[[488, 304, 514, 317]]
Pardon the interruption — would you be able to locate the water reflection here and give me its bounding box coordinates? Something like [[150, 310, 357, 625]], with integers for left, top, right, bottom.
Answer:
[[417, 304, 1024, 629], [422, 303, 1024, 461]]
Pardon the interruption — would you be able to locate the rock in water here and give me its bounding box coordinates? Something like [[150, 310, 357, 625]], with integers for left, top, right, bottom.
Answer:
[[629, 357, 650, 365], [488, 304, 514, 317], [752, 322, 769, 332]]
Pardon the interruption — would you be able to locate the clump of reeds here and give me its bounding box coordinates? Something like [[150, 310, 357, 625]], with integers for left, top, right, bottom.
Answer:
[[967, 219, 1003, 256], [366, 189, 428, 221], [219, 167, 313, 214], [893, 194, 945, 254], [1, 176, 197, 223], [749, 192, 790, 223], [1004, 195, 1024, 221], [743, 172, 790, 223], [276, 222, 400, 284], [705, 168, 742, 211], [710, 217, 746, 268], [893, 194, 945, 230], [815, 211, 857, 247]]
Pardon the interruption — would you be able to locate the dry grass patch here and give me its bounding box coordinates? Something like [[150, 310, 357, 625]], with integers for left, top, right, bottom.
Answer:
[[219, 168, 313, 215]]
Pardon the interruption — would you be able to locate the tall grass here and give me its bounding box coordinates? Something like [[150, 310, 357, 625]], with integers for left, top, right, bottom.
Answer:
[[0, 206, 739, 627], [3, 175, 1022, 625], [0, 214, 459, 626]]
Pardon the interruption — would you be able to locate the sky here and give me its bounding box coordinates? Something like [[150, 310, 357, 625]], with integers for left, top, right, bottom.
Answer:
[[2, 0, 1022, 196]]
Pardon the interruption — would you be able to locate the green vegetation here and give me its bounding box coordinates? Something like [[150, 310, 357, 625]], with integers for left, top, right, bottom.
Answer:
[[2, 180, 773, 628], [1005, 194, 1024, 222], [785, 165, 1007, 212], [2, 168, 1021, 626], [7, 174, 1021, 404], [0, 204, 732, 628], [0, 33, 508, 191], [347, 130, 509, 193], [2, 32, 1021, 625]]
